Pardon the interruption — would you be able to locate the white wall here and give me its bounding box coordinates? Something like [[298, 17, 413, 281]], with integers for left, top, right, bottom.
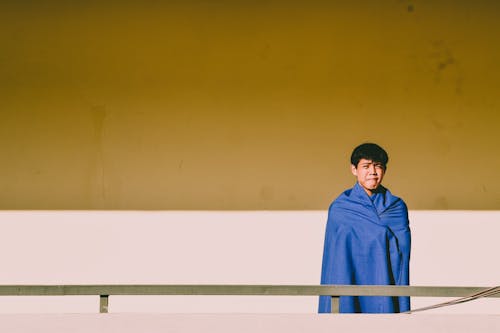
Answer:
[[0, 211, 498, 314]]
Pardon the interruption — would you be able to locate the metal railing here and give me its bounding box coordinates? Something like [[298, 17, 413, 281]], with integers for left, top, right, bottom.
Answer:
[[0, 285, 498, 313]]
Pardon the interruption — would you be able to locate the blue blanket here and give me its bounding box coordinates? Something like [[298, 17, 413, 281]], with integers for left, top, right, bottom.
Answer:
[[318, 182, 411, 313]]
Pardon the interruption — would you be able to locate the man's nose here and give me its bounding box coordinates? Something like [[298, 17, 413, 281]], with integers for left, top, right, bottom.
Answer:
[[369, 165, 378, 174]]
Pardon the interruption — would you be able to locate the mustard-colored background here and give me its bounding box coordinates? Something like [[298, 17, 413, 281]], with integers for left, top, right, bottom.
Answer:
[[1, 1, 499, 210]]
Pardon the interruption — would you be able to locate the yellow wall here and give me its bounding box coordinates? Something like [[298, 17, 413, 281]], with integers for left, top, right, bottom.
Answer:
[[1, 1, 499, 210]]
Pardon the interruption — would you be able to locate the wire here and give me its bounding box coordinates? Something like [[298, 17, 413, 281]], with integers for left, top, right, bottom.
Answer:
[[403, 286, 500, 313]]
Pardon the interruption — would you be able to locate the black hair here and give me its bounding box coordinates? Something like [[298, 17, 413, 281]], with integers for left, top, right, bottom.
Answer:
[[350, 143, 389, 168]]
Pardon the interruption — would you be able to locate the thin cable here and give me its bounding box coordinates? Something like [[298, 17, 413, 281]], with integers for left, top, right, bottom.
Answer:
[[403, 286, 500, 314]]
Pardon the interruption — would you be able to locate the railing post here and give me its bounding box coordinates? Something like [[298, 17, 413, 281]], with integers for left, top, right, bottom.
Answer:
[[100, 295, 109, 313], [331, 296, 339, 313]]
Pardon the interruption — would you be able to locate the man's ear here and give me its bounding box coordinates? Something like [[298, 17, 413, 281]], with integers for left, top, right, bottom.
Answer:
[[351, 164, 357, 176]]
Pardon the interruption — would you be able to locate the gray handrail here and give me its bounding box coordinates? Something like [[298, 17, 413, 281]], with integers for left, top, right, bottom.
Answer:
[[0, 285, 498, 313]]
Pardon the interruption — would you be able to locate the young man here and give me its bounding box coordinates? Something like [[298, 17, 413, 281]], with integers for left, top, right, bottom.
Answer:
[[318, 143, 411, 313]]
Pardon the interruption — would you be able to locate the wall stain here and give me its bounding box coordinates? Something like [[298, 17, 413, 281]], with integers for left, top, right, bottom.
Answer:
[[431, 118, 445, 131], [428, 116, 452, 156], [259, 43, 271, 61], [91, 105, 107, 204], [434, 196, 449, 210], [260, 186, 274, 201], [429, 40, 463, 95], [91, 105, 106, 141]]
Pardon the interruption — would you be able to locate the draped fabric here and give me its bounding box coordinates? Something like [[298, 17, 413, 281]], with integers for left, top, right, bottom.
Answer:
[[318, 182, 411, 313]]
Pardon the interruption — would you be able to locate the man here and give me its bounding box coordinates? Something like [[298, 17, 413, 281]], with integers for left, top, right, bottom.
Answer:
[[318, 143, 411, 313]]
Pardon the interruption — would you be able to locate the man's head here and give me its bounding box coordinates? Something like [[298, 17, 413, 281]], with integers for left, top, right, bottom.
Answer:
[[350, 143, 389, 195]]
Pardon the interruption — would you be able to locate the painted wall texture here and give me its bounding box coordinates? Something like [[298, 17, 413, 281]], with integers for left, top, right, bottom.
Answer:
[[1, 1, 499, 210]]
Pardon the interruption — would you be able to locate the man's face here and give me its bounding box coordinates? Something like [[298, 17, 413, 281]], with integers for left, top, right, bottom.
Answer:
[[351, 158, 386, 195]]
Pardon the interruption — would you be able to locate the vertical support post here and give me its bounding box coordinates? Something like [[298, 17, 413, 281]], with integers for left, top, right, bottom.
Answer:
[[331, 296, 340, 314], [100, 295, 109, 313]]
